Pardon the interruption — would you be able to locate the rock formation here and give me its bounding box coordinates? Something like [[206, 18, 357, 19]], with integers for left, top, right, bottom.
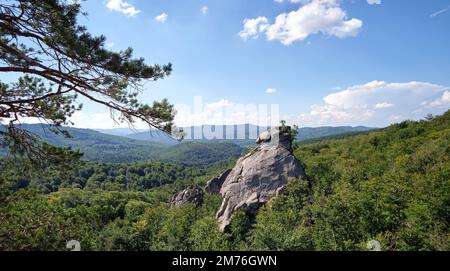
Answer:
[[170, 185, 204, 207], [205, 169, 232, 194], [215, 126, 307, 231]]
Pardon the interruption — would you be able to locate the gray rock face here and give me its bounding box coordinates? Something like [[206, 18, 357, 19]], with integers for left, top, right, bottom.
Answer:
[[170, 185, 204, 207], [216, 126, 307, 231], [205, 169, 232, 194]]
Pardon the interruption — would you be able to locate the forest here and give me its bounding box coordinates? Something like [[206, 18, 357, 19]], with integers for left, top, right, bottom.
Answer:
[[1, 110, 448, 251]]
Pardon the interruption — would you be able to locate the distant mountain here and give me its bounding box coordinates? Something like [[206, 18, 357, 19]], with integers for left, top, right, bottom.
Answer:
[[118, 124, 375, 146], [5, 124, 167, 163], [125, 129, 179, 145], [296, 126, 375, 141], [96, 124, 266, 147], [95, 128, 145, 137], [3, 124, 374, 165], [1, 124, 244, 166]]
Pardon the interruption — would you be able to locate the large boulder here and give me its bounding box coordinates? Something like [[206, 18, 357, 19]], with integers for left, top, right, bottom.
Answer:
[[216, 126, 307, 231], [170, 185, 204, 207]]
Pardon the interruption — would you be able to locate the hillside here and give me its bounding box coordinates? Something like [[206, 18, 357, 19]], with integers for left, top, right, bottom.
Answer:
[[155, 141, 244, 167], [1, 125, 243, 166], [2, 124, 167, 163], [286, 111, 450, 250]]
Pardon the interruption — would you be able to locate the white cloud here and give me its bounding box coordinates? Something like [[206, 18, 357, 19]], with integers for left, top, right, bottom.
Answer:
[[429, 91, 450, 107], [374, 102, 394, 109], [367, 0, 381, 5], [154, 13, 168, 23], [201, 6, 208, 15], [175, 99, 254, 127], [106, 0, 141, 17], [240, 0, 362, 45], [266, 88, 278, 94], [105, 42, 115, 48], [238, 17, 269, 40], [298, 81, 449, 126]]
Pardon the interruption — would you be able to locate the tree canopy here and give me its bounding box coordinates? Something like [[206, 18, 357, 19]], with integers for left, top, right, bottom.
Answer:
[[0, 0, 176, 162]]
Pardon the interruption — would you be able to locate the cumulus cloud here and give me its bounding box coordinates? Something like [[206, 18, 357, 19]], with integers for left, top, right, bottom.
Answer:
[[154, 13, 168, 23], [106, 0, 141, 17], [298, 81, 449, 126], [238, 17, 270, 40], [367, 0, 381, 5], [239, 0, 362, 45]]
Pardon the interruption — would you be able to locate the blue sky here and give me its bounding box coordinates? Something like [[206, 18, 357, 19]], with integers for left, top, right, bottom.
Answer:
[[63, 0, 450, 128]]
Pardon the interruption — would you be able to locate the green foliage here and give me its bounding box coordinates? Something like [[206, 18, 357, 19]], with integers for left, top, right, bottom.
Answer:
[[155, 141, 244, 167], [289, 110, 450, 251], [248, 180, 313, 251], [0, 111, 449, 251], [0, 189, 104, 250], [0, 159, 208, 193], [189, 216, 230, 251]]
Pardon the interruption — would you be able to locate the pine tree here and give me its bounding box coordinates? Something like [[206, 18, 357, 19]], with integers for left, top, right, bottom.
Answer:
[[0, 0, 176, 162]]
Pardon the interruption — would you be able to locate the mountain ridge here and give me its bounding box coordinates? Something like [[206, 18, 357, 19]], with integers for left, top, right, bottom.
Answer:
[[0, 124, 243, 166], [98, 124, 375, 145], [1, 123, 375, 165]]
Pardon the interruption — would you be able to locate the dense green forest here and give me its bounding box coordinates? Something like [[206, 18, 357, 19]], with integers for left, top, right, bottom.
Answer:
[[1, 111, 449, 251]]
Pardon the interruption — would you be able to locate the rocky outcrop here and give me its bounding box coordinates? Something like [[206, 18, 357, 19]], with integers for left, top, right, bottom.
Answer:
[[170, 185, 204, 207], [205, 169, 232, 194], [215, 126, 307, 231]]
